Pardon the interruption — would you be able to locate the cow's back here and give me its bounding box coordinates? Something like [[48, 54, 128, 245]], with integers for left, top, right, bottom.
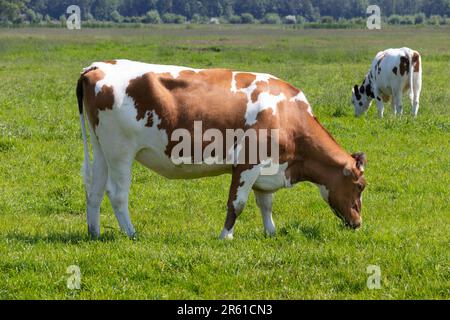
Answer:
[[80, 60, 310, 179]]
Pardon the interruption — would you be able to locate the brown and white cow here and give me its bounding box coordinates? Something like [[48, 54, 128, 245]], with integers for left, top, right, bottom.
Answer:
[[352, 47, 422, 117], [77, 59, 367, 239]]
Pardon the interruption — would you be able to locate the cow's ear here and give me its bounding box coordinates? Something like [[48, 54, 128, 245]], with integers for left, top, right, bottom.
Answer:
[[352, 152, 367, 172]]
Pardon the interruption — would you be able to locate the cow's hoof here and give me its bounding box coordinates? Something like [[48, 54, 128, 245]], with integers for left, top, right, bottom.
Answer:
[[128, 232, 138, 240], [219, 228, 234, 240], [88, 228, 100, 240], [265, 229, 276, 237]]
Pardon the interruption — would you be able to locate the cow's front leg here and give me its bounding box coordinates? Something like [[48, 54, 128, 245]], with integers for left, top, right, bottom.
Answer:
[[373, 87, 385, 118], [376, 100, 384, 118], [220, 165, 261, 240], [254, 190, 276, 236]]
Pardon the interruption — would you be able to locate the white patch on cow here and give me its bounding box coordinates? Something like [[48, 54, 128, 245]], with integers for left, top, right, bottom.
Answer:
[[245, 91, 286, 126], [316, 184, 330, 203], [230, 72, 284, 125], [290, 91, 313, 116], [91, 59, 201, 96], [254, 72, 275, 83], [232, 165, 261, 214], [230, 72, 238, 93], [254, 190, 276, 236], [253, 162, 290, 191]]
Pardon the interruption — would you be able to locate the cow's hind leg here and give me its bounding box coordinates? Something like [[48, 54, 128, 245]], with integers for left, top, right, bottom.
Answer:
[[412, 72, 422, 117], [393, 90, 403, 116], [103, 149, 136, 238], [86, 132, 108, 239], [220, 165, 261, 240], [254, 190, 276, 236]]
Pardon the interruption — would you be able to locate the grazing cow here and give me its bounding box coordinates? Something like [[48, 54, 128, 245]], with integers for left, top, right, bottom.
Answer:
[[76, 59, 367, 239], [352, 47, 422, 117]]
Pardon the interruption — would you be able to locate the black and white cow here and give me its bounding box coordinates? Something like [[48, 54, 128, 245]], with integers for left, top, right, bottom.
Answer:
[[352, 47, 422, 117]]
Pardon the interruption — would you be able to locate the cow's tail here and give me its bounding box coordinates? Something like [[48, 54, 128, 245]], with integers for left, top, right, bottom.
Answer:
[[76, 76, 92, 193], [408, 49, 414, 103]]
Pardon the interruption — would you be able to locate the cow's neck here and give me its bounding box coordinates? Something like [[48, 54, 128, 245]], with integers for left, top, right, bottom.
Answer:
[[288, 115, 353, 187]]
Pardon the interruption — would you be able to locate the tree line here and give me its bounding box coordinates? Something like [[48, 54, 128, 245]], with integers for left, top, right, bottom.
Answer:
[[1, 0, 449, 25]]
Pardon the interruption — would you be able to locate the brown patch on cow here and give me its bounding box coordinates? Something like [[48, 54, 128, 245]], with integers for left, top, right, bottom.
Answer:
[[399, 55, 410, 76], [235, 73, 256, 90], [81, 68, 115, 128], [403, 81, 410, 93], [392, 66, 398, 75], [178, 69, 234, 89], [104, 60, 117, 65], [251, 81, 269, 102], [159, 77, 190, 91], [380, 93, 390, 103], [412, 51, 420, 72]]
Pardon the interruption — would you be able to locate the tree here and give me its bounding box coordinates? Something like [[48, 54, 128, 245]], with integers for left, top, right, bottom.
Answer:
[[0, 0, 27, 23], [162, 12, 186, 23], [145, 10, 161, 23], [228, 15, 241, 24], [3, 0, 450, 25], [241, 13, 256, 24], [263, 12, 281, 24]]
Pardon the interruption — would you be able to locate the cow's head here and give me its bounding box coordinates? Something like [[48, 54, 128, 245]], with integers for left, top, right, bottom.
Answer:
[[320, 152, 367, 229], [352, 84, 371, 116]]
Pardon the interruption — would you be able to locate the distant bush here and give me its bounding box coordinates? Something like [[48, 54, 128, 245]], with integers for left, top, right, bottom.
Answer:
[[414, 13, 426, 24], [241, 13, 256, 24], [59, 14, 66, 26], [263, 13, 281, 24], [400, 15, 415, 25], [228, 15, 242, 24], [350, 17, 365, 25], [320, 16, 334, 24], [428, 15, 442, 25], [25, 9, 41, 24], [86, 13, 95, 22], [296, 15, 306, 24], [388, 14, 402, 24], [191, 14, 209, 24], [144, 10, 161, 24], [218, 16, 229, 24], [162, 13, 186, 24], [111, 10, 124, 23]]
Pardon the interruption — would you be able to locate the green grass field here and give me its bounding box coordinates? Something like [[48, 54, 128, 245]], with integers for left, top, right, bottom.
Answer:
[[0, 25, 449, 299]]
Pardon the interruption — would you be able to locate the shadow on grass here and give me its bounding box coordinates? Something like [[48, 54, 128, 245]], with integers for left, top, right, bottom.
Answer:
[[6, 230, 117, 244]]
